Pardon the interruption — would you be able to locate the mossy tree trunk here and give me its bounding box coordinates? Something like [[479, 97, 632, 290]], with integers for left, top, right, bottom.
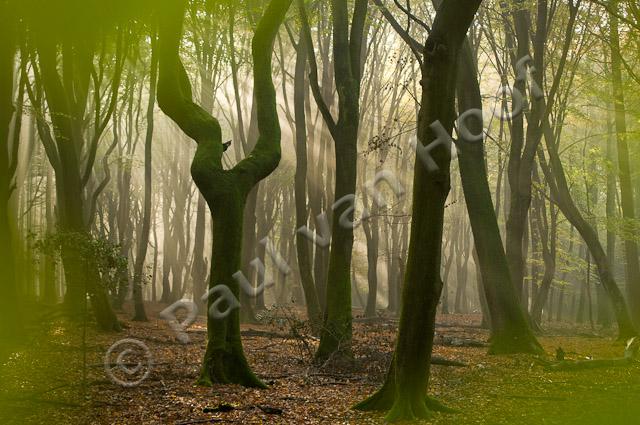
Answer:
[[355, 0, 481, 420], [157, 0, 291, 387], [377, 0, 542, 353], [503, 4, 532, 305]]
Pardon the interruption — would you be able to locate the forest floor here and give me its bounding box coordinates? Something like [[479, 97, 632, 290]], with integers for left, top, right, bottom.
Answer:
[[1, 303, 639, 425]]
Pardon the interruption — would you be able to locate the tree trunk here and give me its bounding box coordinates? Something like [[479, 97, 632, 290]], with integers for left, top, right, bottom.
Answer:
[[456, 37, 541, 353], [475, 252, 490, 329], [361, 160, 380, 319], [556, 287, 564, 322], [0, 0, 20, 340], [504, 5, 532, 303], [608, 4, 640, 327], [454, 221, 470, 314], [539, 120, 637, 339], [160, 188, 173, 303], [310, 0, 369, 362], [387, 210, 401, 313], [603, 113, 616, 328], [132, 37, 158, 322], [293, 34, 322, 333], [42, 165, 57, 303], [530, 190, 557, 326], [157, 0, 291, 387], [355, 1, 482, 419]]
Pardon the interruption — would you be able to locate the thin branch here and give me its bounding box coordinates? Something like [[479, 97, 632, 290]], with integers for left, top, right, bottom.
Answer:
[[297, 0, 338, 138], [372, 0, 424, 66]]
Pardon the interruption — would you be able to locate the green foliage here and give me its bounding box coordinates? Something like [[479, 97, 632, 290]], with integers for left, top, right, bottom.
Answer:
[[30, 231, 128, 293]]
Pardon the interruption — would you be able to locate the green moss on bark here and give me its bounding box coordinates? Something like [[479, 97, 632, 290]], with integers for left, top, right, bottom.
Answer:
[[157, 0, 292, 388]]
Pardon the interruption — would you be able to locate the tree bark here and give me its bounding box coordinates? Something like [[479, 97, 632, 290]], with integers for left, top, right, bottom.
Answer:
[[608, 3, 640, 327], [293, 35, 322, 333], [504, 3, 533, 303], [530, 180, 557, 326], [31, 30, 120, 331], [157, 0, 292, 387], [455, 37, 542, 353], [300, 0, 369, 362], [355, 0, 482, 419]]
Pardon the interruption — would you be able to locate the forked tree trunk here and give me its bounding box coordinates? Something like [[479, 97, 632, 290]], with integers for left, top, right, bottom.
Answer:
[[298, 0, 368, 362], [157, 0, 291, 387], [31, 34, 120, 331], [315, 0, 367, 362], [504, 5, 532, 303]]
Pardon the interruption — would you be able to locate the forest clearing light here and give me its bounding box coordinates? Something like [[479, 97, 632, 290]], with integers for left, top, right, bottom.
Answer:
[[413, 53, 544, 174], [106, 120, 475, 385], [156, 169, 408, 344], [156, 106, 489, 343], [103, 55, 543, 387]]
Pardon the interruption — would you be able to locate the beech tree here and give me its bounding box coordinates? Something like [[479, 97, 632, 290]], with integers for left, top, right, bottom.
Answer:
[[355, 0, 482, 420], [608, 1, 640, 327], [131, 36, 157, 322], [298, 0, 369, 361], [374, 0, 542, 353], [157, 0, 291, 387], [21, 0, 138, 330], [291, 29, 323, 333]]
